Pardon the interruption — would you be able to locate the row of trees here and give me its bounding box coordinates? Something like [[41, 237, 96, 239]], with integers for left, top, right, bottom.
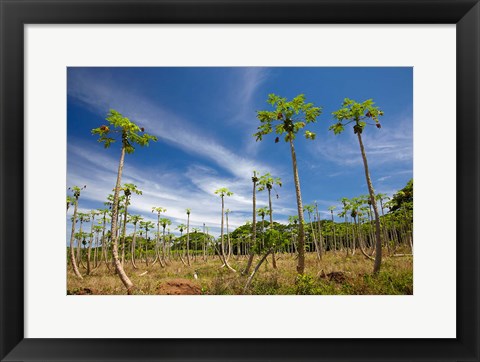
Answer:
[[67, 93, 412, 294], [67, 179, 412, 282]]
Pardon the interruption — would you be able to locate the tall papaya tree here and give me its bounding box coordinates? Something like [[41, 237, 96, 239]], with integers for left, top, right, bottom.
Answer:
[[119, 184, 142, 267], [214, 187, 236, 272], [159, 217, 172, 262], [330, 98, 384, 274], [76, 212, 90, 267], [92, 224, 103, 268], [328, 206, 337, 252], [152, 207, 166, 265], [225, 209, 232, 261], [96, 208, 109, 266], [303, 204, 321, 261], [67, 185, 86, 279], [185, 208, 192, 266], [176, 223, 188, 265], [257, 172, 282, 268], [140, 220, 155, 266], [256, 206, 269, 250], [243, 171, 258, 275], [92, 109, 157, 294], [255, 94, 321, 274], [129, 215, 143, 269], [87, 210, 99, 275]]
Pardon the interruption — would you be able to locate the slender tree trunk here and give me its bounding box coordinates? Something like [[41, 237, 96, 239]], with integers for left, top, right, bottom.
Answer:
[[220, 197, 226, 260], [100, 213, 107, 265], [289, 138, 306, 274], [357, 132, 382, 273], [331, 211, 337, 253], [121, 201, 129, 267], [226, 212, 232, 262], [186, 214, 191, 266], [379, 200, 390, 254], [110, 145, 135, 293], [350, 216, 356, 255], [68, 199, 83, 279], [93, 232, 99, 268], [267, 188, 277, 269], [315, 204, 324, 259], [131, 223, 138, 269], [202, 223, 207, 262], [145, 229, 150, 267], [344, 215, 350, 257], [244, 172, 257, 275], [76, 220, 83, 265], [162, 227, 167, 264], [243, 248, 274, 293], [86, 215, 95, 275], [308, 213, 321, 262]]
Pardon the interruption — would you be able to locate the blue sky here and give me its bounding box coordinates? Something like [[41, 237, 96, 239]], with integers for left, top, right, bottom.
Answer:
[[67, 67, 412, 239]]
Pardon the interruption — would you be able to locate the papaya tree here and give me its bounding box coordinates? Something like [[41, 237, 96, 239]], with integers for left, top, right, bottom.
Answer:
[[129, 215, 143, 268], [328, 206, 337, 252], [118, 184, 142, 267], [92, 224, 103, 268], [255, 94, 322, 274], [92, 109, 157, 293], [257, 172, 282, 268], [225, 209, 232, 261], [303, 204, 321, 261], [96, 208, 109, 266], [214, 187, 236, 272], [76, 212, 90, 267], [256, 206, 269, 250], [140, 220, 155, 266], [244, 171, 258, 275], [152, 207, 166, 265], [176, 223, 188, 265], [330, 98, 384, 273], [67, 185, 86, 279], [87, 210, 100, 275], [159, 217, 172, 262], [185, 208, 191, 265]]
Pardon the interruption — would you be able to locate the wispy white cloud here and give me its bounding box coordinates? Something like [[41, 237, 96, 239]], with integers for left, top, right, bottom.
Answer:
[[67, 140, 291, 238], [224, 68, 270, 156], [313, 115, 413, 168], [68, 69, 273, 181]]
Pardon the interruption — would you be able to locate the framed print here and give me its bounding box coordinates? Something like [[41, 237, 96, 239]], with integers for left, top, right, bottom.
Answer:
[[0, 0, 479, 361]]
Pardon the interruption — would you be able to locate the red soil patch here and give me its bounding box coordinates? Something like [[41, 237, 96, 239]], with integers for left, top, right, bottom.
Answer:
[[157, 279, 202, 295]]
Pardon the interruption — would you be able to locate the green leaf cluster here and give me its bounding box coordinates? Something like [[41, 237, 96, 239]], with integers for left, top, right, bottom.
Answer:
[[255, 94, 322, 142], [257, 172, 282, 192], [214, 187, 233, 197], [330, 98, 384, 135], [92, 109, 157, 153]]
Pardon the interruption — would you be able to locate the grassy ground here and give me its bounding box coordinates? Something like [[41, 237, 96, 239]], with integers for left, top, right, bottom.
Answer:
[[67, 249, 413, 295]]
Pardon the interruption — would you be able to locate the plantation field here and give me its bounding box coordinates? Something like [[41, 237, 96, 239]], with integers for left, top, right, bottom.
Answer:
[[67, 249, 413, 295]]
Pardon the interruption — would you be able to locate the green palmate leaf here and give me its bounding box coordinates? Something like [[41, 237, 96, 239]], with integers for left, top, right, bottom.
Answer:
[[329, 123, 345, 135], [330, 98, 384, 135], [255, 93, 322, 143], [92, 109, 157, 153], [275, 124, 285, 134]]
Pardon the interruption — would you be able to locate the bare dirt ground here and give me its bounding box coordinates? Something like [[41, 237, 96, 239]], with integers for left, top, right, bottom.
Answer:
[[157, 278, 202, 295]]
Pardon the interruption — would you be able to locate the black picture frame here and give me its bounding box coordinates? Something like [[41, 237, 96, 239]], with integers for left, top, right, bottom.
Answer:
[[1, 1, 479, 361]]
